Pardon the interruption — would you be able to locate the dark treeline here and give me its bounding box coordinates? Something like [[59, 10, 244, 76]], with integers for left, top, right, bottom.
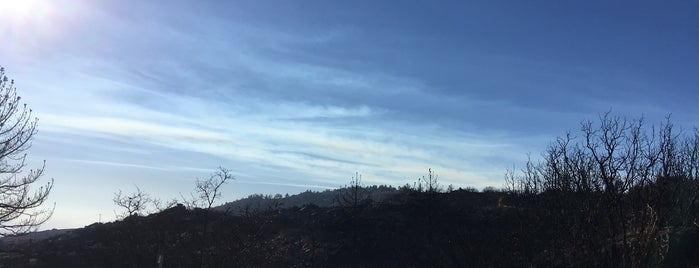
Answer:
[[217, 183, 400, 214]]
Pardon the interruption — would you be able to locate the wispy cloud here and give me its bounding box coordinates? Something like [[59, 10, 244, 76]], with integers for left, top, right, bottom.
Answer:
[[36, 74, 525, 190]]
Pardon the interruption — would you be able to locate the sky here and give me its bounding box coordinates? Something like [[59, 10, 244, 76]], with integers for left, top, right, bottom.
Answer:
[[1, 0, 698, 229]]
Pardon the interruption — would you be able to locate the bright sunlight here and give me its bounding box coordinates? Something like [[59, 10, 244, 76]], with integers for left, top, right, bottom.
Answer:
[[0, 0, 50, 23]]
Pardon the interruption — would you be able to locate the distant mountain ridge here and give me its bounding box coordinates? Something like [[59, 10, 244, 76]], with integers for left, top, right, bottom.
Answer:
[[0, 228, 75, 249], [216, 185, 399, 214]]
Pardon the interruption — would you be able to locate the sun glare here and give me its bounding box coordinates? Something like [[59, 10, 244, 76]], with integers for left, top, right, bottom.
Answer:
[[0, 0, 49, 22]]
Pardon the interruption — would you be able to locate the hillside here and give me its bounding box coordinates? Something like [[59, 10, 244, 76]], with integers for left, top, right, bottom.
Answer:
[[2, 187, 697, 267], [2, 189, 509, 267]]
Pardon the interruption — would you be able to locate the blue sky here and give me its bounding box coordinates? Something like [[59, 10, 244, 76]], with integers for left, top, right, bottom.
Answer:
[[1, 0, 698, 229]]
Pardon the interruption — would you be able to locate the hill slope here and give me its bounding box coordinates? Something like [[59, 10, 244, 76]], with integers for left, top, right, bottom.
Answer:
[[1, 189, 697, 267]]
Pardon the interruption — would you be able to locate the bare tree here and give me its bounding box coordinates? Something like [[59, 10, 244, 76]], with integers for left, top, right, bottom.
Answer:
[[188, 167, 234, 267], [505, 112, 699, 266], [338, 172, 367, 208], [417, 168, 440, 193], [0, 66, 53, 235], [195, 167, 234, 209], [113, 186, 152, 218]]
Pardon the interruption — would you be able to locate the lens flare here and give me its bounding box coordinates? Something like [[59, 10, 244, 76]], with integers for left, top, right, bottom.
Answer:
[[0, 0, 44, 20]]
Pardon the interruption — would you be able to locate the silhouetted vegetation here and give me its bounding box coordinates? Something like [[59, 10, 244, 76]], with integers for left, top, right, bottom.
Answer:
[[504, 112, 699, 267], [113, 186, 153, 219]]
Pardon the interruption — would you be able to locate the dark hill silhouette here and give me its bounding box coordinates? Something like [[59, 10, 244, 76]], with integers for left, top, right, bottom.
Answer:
[[2, 186, 696, 267]]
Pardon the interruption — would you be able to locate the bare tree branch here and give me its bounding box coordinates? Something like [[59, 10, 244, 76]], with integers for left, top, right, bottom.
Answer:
[[194, 167, 234, 209], [113, 186, 152, 219], [0, 66, 53, 236]]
